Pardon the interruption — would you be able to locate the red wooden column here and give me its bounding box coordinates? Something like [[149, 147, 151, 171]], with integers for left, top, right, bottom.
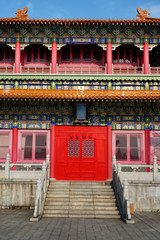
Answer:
[[51, 41, 57, 74], [15, 42, 21, 74], [143, 41, 149, 74], [106, 40, 112, 74], [12, 123, 18, 170], [107, 121, 112, 180], [145, 123, 150, 172], [50, 124, 55, 178]]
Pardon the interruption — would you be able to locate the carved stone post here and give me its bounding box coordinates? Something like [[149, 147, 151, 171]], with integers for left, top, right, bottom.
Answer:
[[153, 155, 158, 182], [112, 155, 117, 171], [117, 163, 121, 175], [5, 154, 10, 179], [36, 179, 42, 215], [124, 179, 128, 200]]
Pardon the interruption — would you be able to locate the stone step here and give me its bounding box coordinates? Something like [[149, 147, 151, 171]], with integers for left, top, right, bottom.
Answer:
[[43, 181, 119, 219], [45, 201, 116, 206], [43, 209, 119, 215], [47, 191, 114, 195], [45, 197, 115, 202], [48, 187, 112, 191], [95, 215, 120, 219], [49, 182, 106, 186], [69, 192, 114, 195], [44, 205, 117, 211], [47, 192, 114, 196], [69, 210, 119, 215], [43, 213, 120, 219], [43, 213, 69, 218], [49, 183, 111, 187]]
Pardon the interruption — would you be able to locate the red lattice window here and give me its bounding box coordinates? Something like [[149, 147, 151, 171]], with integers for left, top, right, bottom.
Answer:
[[82, 141, 94, 158], [68, 141, 80, 157]]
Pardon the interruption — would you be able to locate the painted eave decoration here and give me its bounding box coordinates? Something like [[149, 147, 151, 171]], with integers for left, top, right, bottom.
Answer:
[[0, 75, 160, 82]]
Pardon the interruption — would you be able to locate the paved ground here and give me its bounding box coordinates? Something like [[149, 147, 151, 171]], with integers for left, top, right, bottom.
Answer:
[[0, 210, 160, 240]]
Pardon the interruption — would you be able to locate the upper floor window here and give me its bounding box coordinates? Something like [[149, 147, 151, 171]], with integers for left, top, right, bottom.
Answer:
[[18, 130, 50, 163], [25, 44, 51, 64], [61, 44, 102, 62], [0, 44, 15, 64], [113, 131, 145, 164]]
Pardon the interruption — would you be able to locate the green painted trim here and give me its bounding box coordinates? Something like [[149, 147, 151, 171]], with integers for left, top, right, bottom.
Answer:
[[0, 74, 160, 82]]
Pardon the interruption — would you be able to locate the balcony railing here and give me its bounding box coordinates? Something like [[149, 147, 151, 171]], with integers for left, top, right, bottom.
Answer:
[[57, 65, 106, 75], [0, 65, 14, 74], [113, 66, 143, 75], [20, 65, 51, 74], [150, 67, 160, 75], [0, 64, 160, 75]]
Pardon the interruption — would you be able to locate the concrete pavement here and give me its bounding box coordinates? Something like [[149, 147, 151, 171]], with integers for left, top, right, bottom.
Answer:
[[0, 209, 160, 240]]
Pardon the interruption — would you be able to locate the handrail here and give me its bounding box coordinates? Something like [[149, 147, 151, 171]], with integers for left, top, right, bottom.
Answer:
[[33, 155, 50, 219], [112, 155, 131, 221], [112, 155, 159, 222]]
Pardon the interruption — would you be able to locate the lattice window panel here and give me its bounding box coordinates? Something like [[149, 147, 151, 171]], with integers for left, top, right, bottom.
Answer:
[[82, 141, 94, 158], [68, 140, 80, 157]]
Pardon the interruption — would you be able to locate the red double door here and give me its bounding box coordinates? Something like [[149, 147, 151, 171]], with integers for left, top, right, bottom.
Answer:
[[55, 126, 107, 180]]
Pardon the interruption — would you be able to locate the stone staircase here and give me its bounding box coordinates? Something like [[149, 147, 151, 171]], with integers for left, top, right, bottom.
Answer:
[[43, 181, 120, 218]]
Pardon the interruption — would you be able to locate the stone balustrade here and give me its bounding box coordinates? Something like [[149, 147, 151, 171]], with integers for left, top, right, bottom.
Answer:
[[113, 155, 160, 214]]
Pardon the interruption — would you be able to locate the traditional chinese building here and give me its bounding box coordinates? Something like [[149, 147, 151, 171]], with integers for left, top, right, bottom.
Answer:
[[0, 7, 160, 182]]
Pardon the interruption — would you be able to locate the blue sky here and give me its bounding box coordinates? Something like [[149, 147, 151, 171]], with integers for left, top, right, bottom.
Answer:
[[0, 0, 160, 20]]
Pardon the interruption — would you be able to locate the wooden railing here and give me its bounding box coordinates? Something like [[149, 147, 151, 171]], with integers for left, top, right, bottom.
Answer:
[[0, 64, 160, 75], [150, 67, 160, 75], [0, 65, 14, 74], [57, 65, 106, 74], [20, 65, 51, 74], [113, 66, 143, 75]]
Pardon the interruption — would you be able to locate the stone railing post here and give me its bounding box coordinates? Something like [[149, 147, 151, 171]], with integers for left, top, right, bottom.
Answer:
[[112, 155, 117, 172], [37, 179, 42, 215], [117, 163, 121, 175], [46, 154, 50, 179], [112, 155, 117, 167], [153, 155, 158, 182], [42, 162, 47, 193], [42, 162, 46, 175], [5, 154, 10, 179], [123, 179, 128, 200]]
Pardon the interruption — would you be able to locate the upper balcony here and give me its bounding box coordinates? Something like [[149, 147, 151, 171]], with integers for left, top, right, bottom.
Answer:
[[0, 43, 160, 75]]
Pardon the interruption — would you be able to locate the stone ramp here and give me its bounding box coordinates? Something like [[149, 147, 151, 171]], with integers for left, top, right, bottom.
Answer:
[[43, 181, 120, 218]]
